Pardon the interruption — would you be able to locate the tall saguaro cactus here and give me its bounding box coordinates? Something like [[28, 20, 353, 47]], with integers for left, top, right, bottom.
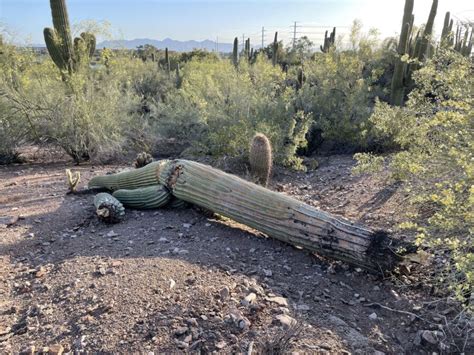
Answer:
[[320, 27, 336, 53], [232, 37, 239, 67], [165, 47, 171, 77], [390, 0, 414, 106], [43, 0, 96, 75], [272, 32, 278, 67], [416, 0, 438, 62]]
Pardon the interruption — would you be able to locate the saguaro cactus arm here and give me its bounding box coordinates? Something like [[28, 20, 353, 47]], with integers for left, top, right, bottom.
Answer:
[[94, 193, 125, 223]]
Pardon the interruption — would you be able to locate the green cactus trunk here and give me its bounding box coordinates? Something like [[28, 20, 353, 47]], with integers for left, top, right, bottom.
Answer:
[[154, 160, 402, 272], [416, 0, 438, 62], [94, 193, 125, 223], [44, 0, 96, 74], [165, 47, 171, 77], [272, 32, 278, 66], [390, 0, 414, 106], [113, 185, 171, 209], [232, 37, 239, 67], [88, 161, 168, 191]]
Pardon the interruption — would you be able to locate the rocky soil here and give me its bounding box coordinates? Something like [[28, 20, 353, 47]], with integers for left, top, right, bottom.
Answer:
[[0, 154, 472, 354]]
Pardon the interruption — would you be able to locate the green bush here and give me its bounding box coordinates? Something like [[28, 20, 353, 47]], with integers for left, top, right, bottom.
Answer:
[[151, 54, 310, 169], [1, 45, 142, 163], [353, 49, 473, 302]]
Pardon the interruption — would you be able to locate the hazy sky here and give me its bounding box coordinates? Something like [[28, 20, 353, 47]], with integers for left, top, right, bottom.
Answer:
[[1, 0, 472, 45]]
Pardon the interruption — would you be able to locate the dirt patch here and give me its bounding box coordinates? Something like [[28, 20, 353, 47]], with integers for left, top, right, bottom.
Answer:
[[0, 155, 471, 353]]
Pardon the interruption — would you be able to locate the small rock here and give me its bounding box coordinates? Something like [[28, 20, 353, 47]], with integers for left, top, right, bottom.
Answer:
[[48, 344, 64, 355], [182, 223, 192, 228], [368, 312, 378, 320], [295, 304, 310, 311], [106, 230, 119, 237], [97, 267, 106, 276], [421, 330, 440, 345], [241, 293, 257, 306], [263, 269, 273, 277], [373, 286, 380, 291], [186, 318, 198, 327], [267, 296, 289, 307], [20, 345, 35, 355], [174, 327, 188, 336], [274, 314, 297, 329], [215, 340, 227, 349], [169, 279, 176, 289], [219, 286, 230, 300]]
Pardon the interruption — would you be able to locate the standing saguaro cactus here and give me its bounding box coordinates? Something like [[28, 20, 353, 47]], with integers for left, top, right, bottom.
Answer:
[[272, 32, 278, 67], [390, 0, 414, 106], [416, 0, 438, 62], [165, 47, 171, 77], [320, 27, 336, 53], [43, 0, 96, 75], [249, 133, 272, 187], [232, 37, 239, 67]]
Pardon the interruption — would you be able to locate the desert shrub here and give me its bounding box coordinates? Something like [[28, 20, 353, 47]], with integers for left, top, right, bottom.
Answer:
[[152, 54, 310, 169], [353, 49, 473, 302], [1, 46, 142, 163], [295, 22, 388, 152], [0, 41, 35, 163]]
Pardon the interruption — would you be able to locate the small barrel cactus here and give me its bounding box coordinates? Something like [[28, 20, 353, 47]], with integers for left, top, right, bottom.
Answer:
[[134, 152, 154, 168], [94, 193, 125, 223], [249, 133, 272, 187]]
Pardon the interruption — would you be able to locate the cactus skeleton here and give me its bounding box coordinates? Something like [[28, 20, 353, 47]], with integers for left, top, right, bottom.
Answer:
[[94, 193, 125, 223], [66, 169, 80, 193], [88, 159, 406, 272]]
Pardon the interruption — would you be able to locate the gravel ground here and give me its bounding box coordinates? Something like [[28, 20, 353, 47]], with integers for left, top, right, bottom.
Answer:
[[0, 155, 470, 354]]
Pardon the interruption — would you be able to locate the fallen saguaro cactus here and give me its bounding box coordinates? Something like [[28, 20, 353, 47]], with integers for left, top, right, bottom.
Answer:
[[94, 193, 125, 223], [89, 159, 407, 271]]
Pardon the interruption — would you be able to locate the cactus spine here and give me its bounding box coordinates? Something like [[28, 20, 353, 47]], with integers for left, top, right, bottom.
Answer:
[[320, 27, 336, 53], [94, 193, 125, 223], [272, 32, 278, 67], [249, 133, 272, 187], [113, 185, 171, 209], [43, 0, 96, 74], [232, 37, 239, 67]]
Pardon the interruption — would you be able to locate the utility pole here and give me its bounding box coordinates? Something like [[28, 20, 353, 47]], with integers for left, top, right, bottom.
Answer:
[[261, 26, 265, 49], [242, 34, 245, 51]]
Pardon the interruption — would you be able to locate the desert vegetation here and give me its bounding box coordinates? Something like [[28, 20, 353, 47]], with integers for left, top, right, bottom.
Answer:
[[0, 0, 472, 353]]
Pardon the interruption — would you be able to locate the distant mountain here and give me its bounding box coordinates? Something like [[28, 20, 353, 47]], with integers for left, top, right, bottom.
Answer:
[[97, 37, 237, 53]]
